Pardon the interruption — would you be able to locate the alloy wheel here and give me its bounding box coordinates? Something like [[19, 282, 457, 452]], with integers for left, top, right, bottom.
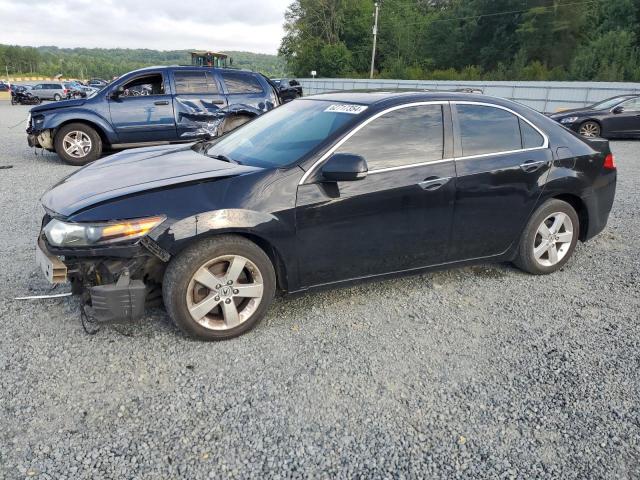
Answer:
[[533, 212, 574, 267], [579, 122, 600, 137], [62, 131, 92, 159], [186, 255, 264, 330]]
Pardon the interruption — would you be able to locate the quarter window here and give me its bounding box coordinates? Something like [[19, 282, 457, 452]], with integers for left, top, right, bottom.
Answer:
[[519, 119, 545, 148], [174, 71, 219, 94], [221, 71, 264, 94], [336, 105, 444, 171], [457, 105, 522, 156]]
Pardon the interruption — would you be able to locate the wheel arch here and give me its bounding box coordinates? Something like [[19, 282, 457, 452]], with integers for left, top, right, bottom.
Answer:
[[166, 228, 292, 293], [53, 118, 110, 147], [551, 193, 589, 241]]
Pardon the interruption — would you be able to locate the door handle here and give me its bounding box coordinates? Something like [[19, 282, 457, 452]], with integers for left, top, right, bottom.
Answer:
[[418, 176, 452, 191], [519, 160, 547, 173], [154, 100, 169, 106], [211, 99, 225, 105]]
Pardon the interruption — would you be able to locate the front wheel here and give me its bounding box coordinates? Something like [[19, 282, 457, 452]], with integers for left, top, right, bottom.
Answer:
[[514, 199, 580, 275], [163, 235, 276, 340], [578, 120, 601, 138], [54, 123, 102, 165]]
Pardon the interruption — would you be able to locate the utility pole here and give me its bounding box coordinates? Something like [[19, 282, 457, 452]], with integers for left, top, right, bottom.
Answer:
[[369, 1, 380, 79]]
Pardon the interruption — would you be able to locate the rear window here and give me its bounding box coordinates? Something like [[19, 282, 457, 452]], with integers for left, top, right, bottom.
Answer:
[[221, 71, 263, 94], [174, 71, 219, 94]]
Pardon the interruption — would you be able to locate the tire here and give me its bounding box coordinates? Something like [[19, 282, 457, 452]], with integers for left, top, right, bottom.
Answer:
[[34, 97, 41, 105], [514, 199, 580, 275], [163, 235, 276, 340], [54, 122, 102, 166], [578, 120, 600, 138], [53, 93, 62, 101]]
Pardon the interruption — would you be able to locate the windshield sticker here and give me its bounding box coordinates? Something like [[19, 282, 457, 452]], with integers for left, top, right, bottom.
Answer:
[[324, 104, 368, 114]]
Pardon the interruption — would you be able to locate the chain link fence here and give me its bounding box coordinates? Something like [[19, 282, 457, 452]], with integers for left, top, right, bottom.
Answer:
[[297, 78, 640, 113]]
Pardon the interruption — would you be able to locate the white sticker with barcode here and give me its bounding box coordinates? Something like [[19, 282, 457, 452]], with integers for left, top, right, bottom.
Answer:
[[324, 104, 368, 114]]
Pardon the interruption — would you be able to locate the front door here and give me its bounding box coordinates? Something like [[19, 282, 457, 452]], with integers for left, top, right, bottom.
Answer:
[[108, 71, 177, 144], [605, 97, 640, 137], [448, 103, 552, 261], [296, 103, 457, 287]]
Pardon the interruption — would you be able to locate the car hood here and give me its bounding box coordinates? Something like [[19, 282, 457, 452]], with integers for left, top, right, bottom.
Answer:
[[41, 143, 261, 217], [30, 98, 87, 113], [549, 107, 600, 119]]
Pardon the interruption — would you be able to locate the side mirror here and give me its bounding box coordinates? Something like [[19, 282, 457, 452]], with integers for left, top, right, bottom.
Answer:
[[321, 153, 368, 182], [612, 106, 624, 114], [111, 85, 124, 98]]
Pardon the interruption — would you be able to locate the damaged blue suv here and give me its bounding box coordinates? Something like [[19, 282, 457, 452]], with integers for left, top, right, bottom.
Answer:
[[27, 66, 281, 165]]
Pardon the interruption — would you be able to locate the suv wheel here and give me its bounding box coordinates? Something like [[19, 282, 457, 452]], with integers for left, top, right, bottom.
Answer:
[[514, 199, 580, 275], [53, 93, 62, 101], [54, 123, 102, 165], [163, 235, 276, 341]]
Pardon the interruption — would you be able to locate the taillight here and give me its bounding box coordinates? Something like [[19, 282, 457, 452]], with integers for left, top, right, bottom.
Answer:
[[63, 89, 68, 94], [603, 153, 616, 170]]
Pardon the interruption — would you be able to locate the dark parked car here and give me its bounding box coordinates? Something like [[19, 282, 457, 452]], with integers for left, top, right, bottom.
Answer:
[[36, 92, 616, 340], [27, 66, 282, 165], [549, 94, 640, 138], [272, 78, 303, 102]]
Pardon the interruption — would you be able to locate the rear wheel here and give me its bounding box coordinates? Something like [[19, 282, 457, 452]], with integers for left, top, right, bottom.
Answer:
[[53, 93, 62, 101], [54, 123, 102, 165], [578, 121, 600, 138], [163, 235, 276, 340], [514, 199, 579, 275]]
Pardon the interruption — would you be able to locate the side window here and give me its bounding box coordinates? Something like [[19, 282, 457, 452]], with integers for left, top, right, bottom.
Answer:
[[620, 98, 640, 112], [519, 119, 544, 149], [121, 73, 165, 96], [457, 105, 522, 156], [174, 71, 219, 94], [221, 71, 264, 94], [336, 105, 444, 171]]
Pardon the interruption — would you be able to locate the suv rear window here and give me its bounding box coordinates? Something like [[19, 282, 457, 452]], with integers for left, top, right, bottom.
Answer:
[[221, 71, 263, 94], [174, 71, 219, 94]]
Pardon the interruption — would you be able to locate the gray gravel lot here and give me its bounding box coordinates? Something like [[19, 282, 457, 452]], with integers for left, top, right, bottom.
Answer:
[[0, 101, 639, 479]]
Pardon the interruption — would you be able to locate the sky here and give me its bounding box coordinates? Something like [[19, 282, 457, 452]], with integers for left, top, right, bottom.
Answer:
[[0, 0, 292, 54]]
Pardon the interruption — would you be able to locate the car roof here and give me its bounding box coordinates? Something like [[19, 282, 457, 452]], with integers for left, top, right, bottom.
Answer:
[[303, 90, 502, 107]]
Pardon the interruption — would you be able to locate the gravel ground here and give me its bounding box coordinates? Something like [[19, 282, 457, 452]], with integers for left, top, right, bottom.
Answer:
[[0, 101, 639, 479]]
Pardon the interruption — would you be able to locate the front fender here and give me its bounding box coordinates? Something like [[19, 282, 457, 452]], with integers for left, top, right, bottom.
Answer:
[[38, 109, 117, 143], [151, 208, 297, 290]]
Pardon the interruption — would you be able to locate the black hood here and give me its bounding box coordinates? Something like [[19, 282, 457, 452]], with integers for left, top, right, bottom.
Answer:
[[41, 143, 261, 217], [30, 98, 87, 113], [549, 107, 600, 119]]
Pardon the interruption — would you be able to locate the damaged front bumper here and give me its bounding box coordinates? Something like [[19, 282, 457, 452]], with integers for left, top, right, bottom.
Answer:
[[27, 129, 54, 150], [35, 231, 167, 324]]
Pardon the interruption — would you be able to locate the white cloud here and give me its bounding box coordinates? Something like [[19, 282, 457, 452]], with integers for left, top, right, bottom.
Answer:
[[0, 0, 292, 53]]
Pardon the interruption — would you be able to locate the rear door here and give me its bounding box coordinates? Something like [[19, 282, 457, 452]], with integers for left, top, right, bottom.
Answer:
[[171, 69, 228, 140], [605, 97, 640, 137], [220, 70, 272, 112], [108, 71, 177, 144], [448, 102, 552, 261]]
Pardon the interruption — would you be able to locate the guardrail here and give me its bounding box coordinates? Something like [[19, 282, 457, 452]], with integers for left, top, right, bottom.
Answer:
[[297, 78, 640, 113]]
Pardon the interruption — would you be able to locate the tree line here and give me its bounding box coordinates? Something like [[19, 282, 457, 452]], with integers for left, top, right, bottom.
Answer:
[[279, 0, 640, 81], [0, 45, 288, 79]]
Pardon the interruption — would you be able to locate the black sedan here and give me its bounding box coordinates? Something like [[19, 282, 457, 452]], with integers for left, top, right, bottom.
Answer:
[[36, 92, 617, 340], [273, 78, 303, 102], [549, 94, 640, 138]]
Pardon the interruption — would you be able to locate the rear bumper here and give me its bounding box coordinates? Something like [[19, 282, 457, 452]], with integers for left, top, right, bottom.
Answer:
[[583, 170, 617, 241]]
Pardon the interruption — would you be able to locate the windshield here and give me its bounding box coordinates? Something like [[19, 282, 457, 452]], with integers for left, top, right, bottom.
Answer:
[[204, 100, 364, 168], [589, 97, 630, 110]]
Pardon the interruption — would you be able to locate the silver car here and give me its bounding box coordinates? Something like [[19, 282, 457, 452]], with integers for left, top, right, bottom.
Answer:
[[30, 82, 68, 101]]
